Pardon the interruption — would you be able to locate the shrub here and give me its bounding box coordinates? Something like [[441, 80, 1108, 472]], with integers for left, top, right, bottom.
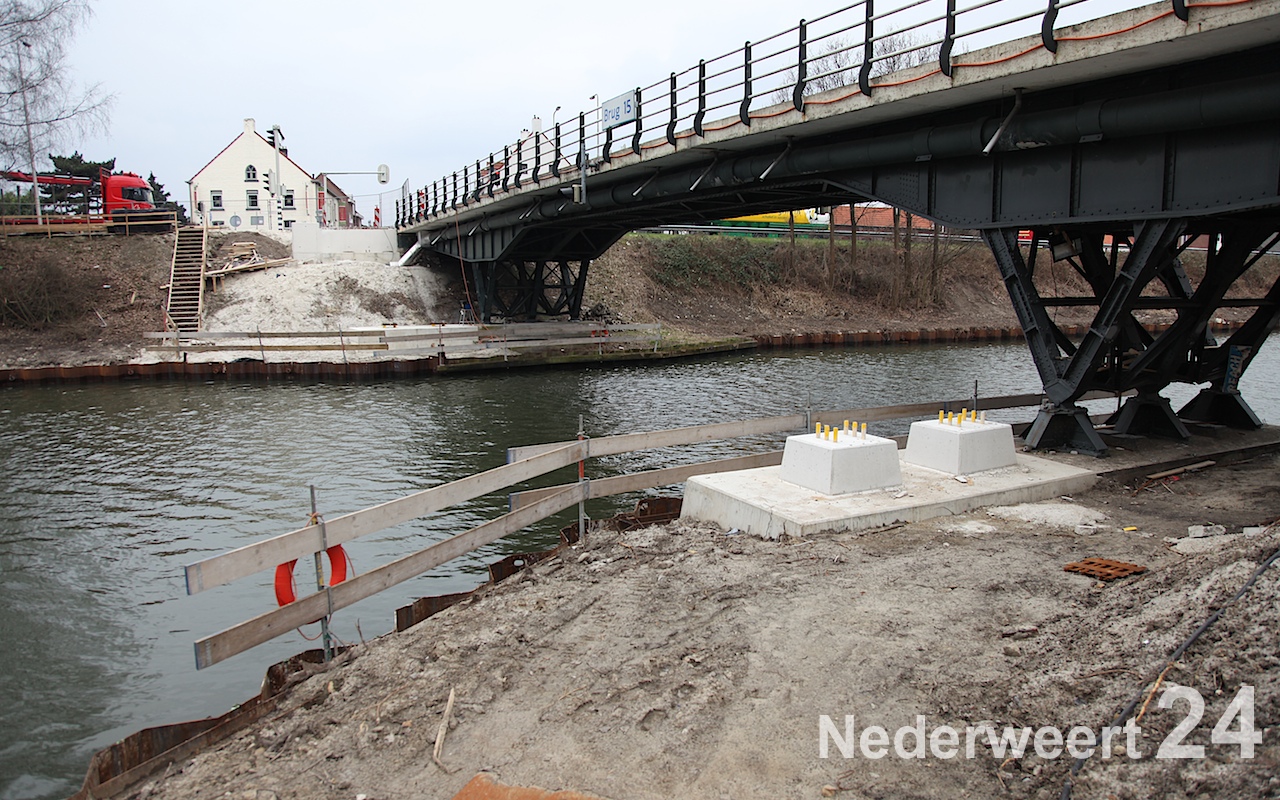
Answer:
[[0, 256, 92, 329]]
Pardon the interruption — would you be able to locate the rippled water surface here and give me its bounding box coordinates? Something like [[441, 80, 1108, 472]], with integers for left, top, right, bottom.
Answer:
[[2, 340, 1276, 799]]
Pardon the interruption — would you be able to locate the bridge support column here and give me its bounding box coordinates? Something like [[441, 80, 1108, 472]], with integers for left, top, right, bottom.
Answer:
[[1179, 389, 1262, 430], [470, 261, 497, 324], [984, 219, 1279, 455], [469, 259, 591, 323], [1106, 391, 1190, 440], [1024, 404, 1108, 455]]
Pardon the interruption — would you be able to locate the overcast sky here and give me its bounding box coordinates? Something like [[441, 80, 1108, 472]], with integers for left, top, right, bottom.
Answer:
[[65, 0, 837, 215]]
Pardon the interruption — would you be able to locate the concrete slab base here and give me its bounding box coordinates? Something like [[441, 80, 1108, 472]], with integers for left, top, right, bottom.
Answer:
[[682, 453, 1097, 540]]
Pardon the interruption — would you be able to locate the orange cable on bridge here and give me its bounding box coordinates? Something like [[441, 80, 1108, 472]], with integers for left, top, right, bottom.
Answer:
[[1057, 9, 1175, 40]]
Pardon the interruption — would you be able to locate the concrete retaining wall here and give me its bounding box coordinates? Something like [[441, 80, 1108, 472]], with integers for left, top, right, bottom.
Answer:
[[291, 222, 398, 263]]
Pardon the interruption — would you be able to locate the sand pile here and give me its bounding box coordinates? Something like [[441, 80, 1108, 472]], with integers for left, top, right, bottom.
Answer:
[[204, 261, 447, 332]]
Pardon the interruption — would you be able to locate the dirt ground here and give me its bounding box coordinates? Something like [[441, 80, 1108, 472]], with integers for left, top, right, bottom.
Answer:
[[130, 448, 1280, 800]]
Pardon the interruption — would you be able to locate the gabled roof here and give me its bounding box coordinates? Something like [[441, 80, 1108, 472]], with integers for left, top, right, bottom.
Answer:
[[189, 127, 314, 183]]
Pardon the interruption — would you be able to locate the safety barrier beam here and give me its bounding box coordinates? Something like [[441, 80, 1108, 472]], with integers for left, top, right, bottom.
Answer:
[[507, 393, 1051, 462], [184, 441, 586, 595], [190, 388, 1128, 667], [194, 483, 586, 669], [509, 451, 784, 511]]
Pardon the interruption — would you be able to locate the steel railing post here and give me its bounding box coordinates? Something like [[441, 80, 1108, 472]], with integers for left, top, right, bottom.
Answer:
[[1042, 0, 1061, 54], [552, 124, 562, 178], [694, 60, 707, 136], [631, 87, 643, 155], [666, 73, 678, 146], [793, 19, 808, 112], [859, 0, 875, 96], [941, 0, 956, 77]]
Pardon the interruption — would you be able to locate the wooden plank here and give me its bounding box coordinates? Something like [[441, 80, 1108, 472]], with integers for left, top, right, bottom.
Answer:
[[507, 414, 807, 463], [505, 391, 1130, 463], [1145, 460, 1216, 481], [145, 343, 391, 353], [508, 451, 784, 510], [184, 441, 586, 594], [143, 329, 466, 340], [204, 257, 294, 277], [193, 483, 586, 669]]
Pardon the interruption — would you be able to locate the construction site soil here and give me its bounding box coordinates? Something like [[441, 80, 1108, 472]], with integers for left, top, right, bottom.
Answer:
[[123, 446, 1279, 800]]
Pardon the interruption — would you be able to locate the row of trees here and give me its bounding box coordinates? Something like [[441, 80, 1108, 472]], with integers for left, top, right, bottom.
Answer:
[[774, 33, 959, 308]]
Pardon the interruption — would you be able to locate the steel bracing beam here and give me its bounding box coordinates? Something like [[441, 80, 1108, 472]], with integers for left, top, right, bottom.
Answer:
[[986, 218, 1280, 454], [469, 259, 591, 323]]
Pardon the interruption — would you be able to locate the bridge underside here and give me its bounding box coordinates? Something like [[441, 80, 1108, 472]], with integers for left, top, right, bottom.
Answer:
[[411, 42, 1280, 455]]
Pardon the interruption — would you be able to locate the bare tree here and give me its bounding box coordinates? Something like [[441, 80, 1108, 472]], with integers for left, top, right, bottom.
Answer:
[[772, 38, 859, 104], [0, 1, 110, 171], [870, 32, 940, 77], [773, 31, 941, 105]]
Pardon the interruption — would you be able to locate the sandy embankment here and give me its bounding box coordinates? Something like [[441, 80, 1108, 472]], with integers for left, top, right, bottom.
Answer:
[[132, 450, 1279, 800], [135, 259, 457, 365]]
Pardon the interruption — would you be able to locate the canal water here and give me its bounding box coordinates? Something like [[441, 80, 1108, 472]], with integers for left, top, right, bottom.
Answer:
[[2, 340, 1277, 800]]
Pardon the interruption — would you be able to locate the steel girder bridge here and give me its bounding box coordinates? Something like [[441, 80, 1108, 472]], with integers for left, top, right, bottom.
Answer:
[[398, 0, 1280, 454]]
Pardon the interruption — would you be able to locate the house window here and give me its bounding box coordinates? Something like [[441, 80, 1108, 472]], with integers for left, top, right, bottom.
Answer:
[[210, 190, 223, 210], [245, 165, 257, 181], [250, 215, 264, 226], [283, 219, 294, 229], [246, 190, 259, 209], [284, 190, 295, 209]]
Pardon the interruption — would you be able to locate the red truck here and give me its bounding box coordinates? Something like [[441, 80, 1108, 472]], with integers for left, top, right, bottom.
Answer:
[[0, 167, 172, 231]]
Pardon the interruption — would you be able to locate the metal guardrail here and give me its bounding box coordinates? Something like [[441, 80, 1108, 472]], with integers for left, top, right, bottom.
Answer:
[[397, 0, 1216, 228], [0, 209, 178, 235], [184, 388, 1132, 669]]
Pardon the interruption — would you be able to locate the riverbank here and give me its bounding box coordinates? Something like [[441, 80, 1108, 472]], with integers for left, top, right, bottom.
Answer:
[[3, 230, 1274, 380], [86, 429, 1280, 800]]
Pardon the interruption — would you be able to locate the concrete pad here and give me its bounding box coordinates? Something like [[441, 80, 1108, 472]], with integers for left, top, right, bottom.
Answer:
[[779, 432, 901, 494], [903, 418, 1017, 475], [683, 453, 1097, 540]]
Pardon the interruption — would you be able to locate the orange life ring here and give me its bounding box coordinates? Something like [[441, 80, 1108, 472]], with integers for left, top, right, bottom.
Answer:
[[274, 545, 349, 606]]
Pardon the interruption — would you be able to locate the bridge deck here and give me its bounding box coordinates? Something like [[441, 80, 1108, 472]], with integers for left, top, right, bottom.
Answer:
[[401, 0, 1280, 238]]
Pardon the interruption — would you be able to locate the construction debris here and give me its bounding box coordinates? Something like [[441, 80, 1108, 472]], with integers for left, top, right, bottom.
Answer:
[[1063, 557, 1147, 581], [205, 241, 294, 279]]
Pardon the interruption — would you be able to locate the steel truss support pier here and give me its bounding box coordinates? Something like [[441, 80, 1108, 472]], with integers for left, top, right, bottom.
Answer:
[[984, 219, 1280, 455], [469, 259, 590, 323]]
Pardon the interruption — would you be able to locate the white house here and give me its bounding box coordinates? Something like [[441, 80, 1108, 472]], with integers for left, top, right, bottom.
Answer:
[[188, 118, 357, 231]]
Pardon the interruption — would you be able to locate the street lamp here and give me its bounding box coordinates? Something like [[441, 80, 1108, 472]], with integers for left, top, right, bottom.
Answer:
[[16, 40, 41, 225]]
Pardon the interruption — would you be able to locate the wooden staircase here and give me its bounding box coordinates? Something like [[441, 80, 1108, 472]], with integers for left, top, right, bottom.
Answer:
[[166, 227, 207, 333]]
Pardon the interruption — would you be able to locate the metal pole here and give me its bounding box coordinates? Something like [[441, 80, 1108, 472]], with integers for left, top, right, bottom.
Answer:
[[271, 124, 283, 231], [577, 414, 587, 543], [310, 485, 334, 662], [17, 41, 41, 226]]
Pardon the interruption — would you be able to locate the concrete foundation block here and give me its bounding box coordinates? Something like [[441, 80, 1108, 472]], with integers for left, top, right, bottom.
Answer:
[[903, 419, 1017, 475], [682, 455, 1097, 540], [779, 432, 902, 495]]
